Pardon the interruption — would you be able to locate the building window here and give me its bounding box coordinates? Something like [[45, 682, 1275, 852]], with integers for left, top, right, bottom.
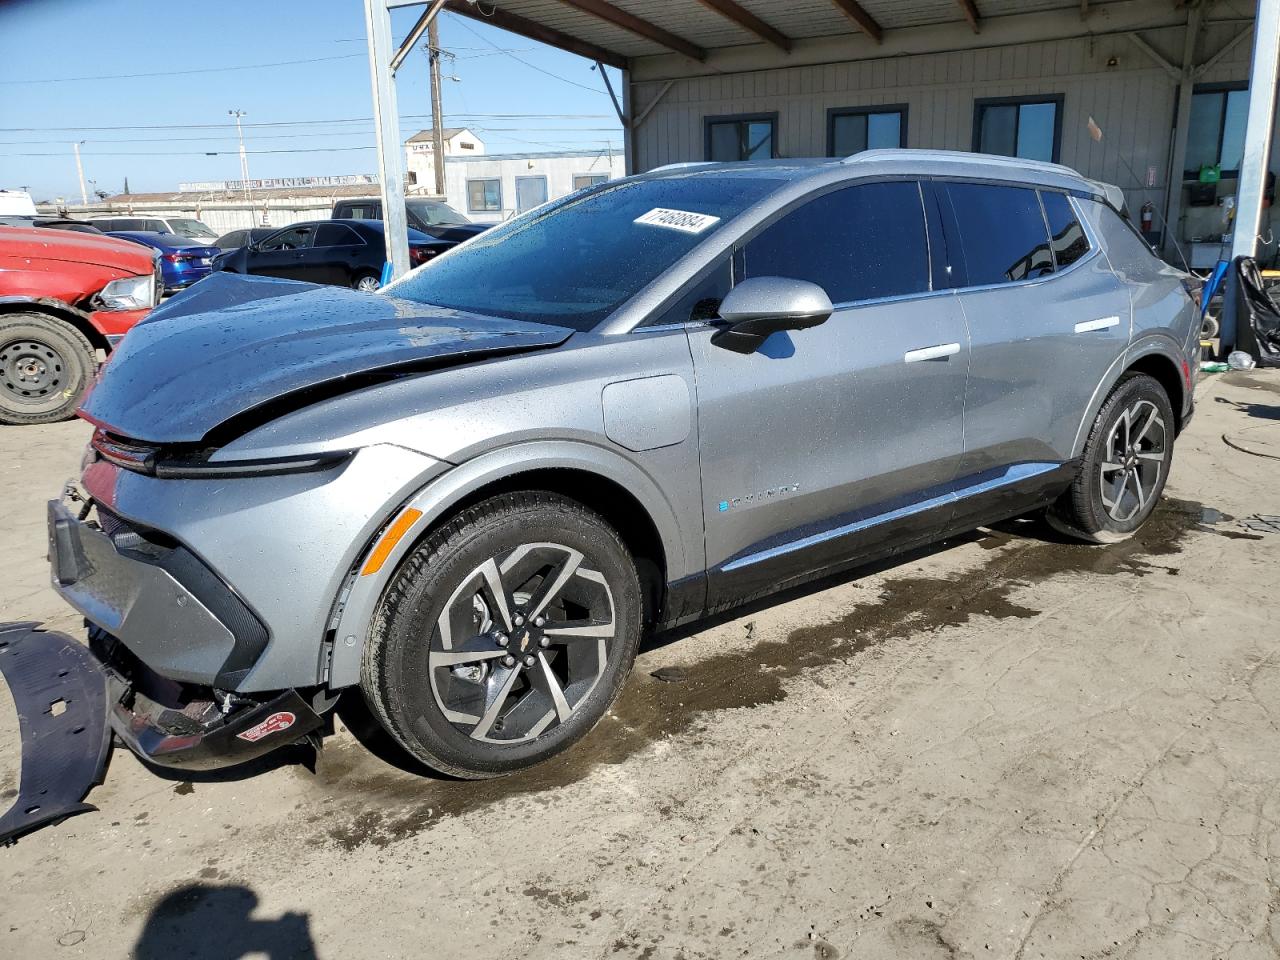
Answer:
[[460, 141, 476, 150], [573, 173, 609, 191], [973, 95, 1063, 163], [827, 105, 906, 157], [1186, 84, 1248, 176], [705, 113, 777, 162], [467, 179, 501, 213], [515, 176, 549, 213]]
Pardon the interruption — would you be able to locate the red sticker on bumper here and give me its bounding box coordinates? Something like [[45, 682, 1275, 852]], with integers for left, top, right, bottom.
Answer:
[[235, 711, 296, 743]]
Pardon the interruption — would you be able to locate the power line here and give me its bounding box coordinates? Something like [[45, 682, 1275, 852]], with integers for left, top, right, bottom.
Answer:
[[0, 113, 615, 133], [0, 54, 366, 86], [0, 126, 621, 147]]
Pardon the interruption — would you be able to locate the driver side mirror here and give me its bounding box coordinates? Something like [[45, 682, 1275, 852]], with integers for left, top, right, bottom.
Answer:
[[710, 276, 834, 354]]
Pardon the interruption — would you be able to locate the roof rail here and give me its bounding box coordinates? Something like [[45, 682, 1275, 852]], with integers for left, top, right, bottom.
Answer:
[[842, 148, 1083, 179]]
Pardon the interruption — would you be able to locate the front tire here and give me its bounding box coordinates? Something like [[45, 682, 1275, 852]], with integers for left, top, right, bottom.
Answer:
[[360, 492, 642, 779], [0, 313, 97, 426], [1047, 373, 1175, 543]]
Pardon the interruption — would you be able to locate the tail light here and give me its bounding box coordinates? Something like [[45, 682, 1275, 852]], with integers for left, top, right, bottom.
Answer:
[[163, 252, 192, 263], [410, 245, 441, 265]]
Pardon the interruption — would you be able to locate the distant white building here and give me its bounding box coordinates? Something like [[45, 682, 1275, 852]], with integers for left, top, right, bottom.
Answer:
[[404, 127, 484, 189], [441, 148, 625, 224]]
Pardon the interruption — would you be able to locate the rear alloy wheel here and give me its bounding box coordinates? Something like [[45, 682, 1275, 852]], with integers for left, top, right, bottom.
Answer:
[[1048, 373, 1175, 543], [353, 273, 381, 292], [0, 313, 97, 426], [361, 492, 642, 778]]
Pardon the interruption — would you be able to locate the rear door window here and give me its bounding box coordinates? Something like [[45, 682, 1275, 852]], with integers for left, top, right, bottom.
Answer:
[[314, 223, 364, 247], [1040, 191, 1090, 270], [741, 180, 931, 304], [941, 182, 1053, 286]]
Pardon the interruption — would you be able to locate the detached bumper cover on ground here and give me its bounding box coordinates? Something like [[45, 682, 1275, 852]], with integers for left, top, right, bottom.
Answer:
[[0, 623, 111, 844]]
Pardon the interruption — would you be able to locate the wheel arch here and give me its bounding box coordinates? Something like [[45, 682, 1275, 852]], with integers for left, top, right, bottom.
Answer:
[[0, 299, 110, 354], [327, 440, 695, 689], [1070, 337, 1189, 458]]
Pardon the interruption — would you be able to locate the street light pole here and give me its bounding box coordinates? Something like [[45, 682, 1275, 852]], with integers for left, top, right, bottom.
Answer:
[[229, 109, 255, 228], [73, 141, 87, 207]]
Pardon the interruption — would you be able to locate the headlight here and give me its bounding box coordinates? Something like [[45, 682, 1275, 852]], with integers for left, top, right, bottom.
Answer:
[[96, 275, 156, 311]]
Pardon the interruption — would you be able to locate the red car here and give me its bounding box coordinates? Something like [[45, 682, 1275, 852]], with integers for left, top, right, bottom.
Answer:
[[0, 227, 160, 425]]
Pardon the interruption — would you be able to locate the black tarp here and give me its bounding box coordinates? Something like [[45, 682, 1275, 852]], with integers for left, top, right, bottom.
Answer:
[[1234, 256, 1280, 367]]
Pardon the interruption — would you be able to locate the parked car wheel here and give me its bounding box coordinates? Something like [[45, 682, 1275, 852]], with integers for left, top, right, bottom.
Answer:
[[361, 491, 642, 778], [353, 272, 381, 292], [0, 313, 97, 426], [1047, 373, 1175, 543]]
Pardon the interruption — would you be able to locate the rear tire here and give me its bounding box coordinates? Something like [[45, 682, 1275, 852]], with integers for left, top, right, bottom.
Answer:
[[353, 272, 381, 292], [0, 313, 97, 426], [1047, 373, 1175, 543], [360, 491, 642, 779]]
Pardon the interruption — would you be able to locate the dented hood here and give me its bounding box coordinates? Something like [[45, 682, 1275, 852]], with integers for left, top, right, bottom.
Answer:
[[80, 272, 573, 443]]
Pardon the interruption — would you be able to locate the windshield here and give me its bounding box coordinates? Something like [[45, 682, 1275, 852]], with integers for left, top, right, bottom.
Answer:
[[389, 174, 782, 330], [167, 218, 215, 237], [406, 199, 469, 226]]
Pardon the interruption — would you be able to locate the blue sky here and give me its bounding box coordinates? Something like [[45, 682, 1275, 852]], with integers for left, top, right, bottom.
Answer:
[[0, 0, 624, 201]]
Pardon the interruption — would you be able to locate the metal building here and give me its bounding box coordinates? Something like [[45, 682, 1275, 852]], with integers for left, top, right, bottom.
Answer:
[[366, 0, 1279, 322]]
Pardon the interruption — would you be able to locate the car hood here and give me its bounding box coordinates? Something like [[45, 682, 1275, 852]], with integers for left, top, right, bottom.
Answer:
[[80, 272, 574, 444], [0, 226, 155, 273]]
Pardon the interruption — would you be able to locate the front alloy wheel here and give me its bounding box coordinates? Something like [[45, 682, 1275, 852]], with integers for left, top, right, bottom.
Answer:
[[430, 543, 616, 743], [361, 492, 641, 778]]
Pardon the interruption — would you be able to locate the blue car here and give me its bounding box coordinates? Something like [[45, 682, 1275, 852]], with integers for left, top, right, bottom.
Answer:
[[106, 231, 222, 294]]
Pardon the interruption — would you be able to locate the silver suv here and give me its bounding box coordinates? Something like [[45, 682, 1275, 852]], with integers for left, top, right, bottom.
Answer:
[[50, 150, 1198, 780]]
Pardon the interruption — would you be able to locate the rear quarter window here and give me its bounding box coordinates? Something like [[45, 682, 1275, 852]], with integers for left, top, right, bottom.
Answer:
[[1040, 191, 1090, 269], [1078, 197, 1165, 281]]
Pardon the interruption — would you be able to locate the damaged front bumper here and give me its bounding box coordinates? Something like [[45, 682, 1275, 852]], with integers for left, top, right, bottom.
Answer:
[[0, 503, 329, 842]]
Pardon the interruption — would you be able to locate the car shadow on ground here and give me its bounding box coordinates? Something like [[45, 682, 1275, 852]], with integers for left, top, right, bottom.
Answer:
[[132, 883, 316, 960], [638, 520, 1063, 657]]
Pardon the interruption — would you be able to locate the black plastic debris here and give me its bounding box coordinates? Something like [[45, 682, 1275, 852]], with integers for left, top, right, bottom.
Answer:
[[0, 623, 111, 844]]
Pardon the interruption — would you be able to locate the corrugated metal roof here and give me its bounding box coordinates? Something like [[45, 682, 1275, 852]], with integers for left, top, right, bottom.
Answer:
[[454, 0, 1132, 61]]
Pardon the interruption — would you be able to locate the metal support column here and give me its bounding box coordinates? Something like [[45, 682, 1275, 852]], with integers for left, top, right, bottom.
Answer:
[[1162, 4, 1203, 261], [364, 0, 412, 280], [1224, 0, 1280, 350]]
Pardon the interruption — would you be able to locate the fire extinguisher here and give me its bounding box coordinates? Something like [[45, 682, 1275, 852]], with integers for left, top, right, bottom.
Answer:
[[1140, 201, 1155, 234]]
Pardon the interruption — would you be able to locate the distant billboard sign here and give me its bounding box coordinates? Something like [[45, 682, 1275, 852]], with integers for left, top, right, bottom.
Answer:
[[178, 174, 378, 193]]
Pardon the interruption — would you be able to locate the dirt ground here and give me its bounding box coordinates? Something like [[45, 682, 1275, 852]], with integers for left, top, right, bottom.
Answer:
[[1, 370, 1279, 960]]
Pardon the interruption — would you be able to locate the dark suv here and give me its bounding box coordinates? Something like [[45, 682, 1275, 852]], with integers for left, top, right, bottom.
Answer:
[[331, 196, 490, 244]]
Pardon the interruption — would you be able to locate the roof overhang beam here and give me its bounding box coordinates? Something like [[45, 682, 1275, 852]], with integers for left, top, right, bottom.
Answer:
[[830, 0, 884, 44], [554, 0, 707, 61]]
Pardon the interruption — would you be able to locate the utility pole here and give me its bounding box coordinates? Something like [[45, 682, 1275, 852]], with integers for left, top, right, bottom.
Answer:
[[428, 17, 446, 197], [73, 141, 87, 206], [229, 109, 255, 227]]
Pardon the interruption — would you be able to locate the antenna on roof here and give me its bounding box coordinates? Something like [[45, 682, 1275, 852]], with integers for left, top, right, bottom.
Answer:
[[1087, 116, 1191, 273]]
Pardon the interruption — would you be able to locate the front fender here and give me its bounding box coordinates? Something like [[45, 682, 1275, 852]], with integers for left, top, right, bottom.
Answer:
[[326, 439, 696, 689]]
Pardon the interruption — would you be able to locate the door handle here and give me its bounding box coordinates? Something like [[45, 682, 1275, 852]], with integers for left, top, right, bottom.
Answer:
[[904, 342, 961, 363], [1074, 315, 1120, 333]]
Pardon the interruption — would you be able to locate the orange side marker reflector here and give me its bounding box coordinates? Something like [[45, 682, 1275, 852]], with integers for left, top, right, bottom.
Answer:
[[361, 508, 423, 576]]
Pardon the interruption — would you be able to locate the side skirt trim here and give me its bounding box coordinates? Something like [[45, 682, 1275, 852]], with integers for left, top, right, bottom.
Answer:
[[721, 461, 1061, 574]]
